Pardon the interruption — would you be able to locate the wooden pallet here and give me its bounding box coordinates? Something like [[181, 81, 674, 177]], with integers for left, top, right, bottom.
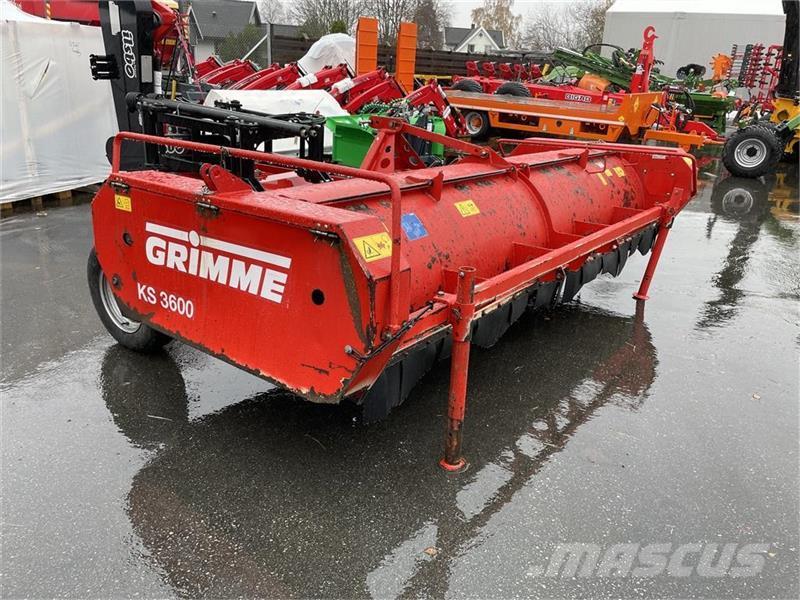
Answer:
[[1, 185, 99, 219]]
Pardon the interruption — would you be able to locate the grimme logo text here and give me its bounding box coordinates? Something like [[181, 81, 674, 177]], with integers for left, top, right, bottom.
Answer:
[[528, 543, 771, 578], [144, 222, 291, 304]]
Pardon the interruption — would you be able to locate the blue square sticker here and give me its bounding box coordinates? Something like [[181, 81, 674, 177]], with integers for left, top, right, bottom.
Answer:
[[401, 213, 428, 241]]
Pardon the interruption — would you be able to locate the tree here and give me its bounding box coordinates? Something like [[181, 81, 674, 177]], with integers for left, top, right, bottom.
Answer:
[[291, 0, 364, 37], [257, 0, 287, 24], [290, 0, 450, 47], [520, 0, 613, 53], [329, 19, 348, 33], [470, 0, 519, 49], [361, 0, 417, 45], [412, 0, 450, 49], [356, 0, 449, 47], [216, 24, 269, 64], [568, 0, 614, 50]]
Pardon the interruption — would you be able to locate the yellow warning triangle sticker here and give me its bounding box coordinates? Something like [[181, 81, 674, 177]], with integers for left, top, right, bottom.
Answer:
[[353, 232, 393, 262], [361, 240, 381, 259]]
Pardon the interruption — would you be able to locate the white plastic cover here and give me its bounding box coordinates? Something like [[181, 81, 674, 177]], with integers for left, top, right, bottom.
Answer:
[[297, 33, 355, 75], [203, 89, 348, 155], [0, 0, 117, 203]]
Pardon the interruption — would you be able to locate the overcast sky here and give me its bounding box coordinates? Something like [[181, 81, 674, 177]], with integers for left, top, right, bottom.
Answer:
[[448, 0, 483, 27]]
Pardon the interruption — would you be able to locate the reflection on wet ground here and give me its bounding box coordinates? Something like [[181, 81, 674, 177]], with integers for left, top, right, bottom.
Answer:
[[2, 156, 798, 598], [697, 166, 799, 329], [110, 305, 654, 598]]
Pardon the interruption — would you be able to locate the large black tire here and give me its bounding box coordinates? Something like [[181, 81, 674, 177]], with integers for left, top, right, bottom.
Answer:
[[463, 110, 490, 140], [452, 78, 483, 93], [752, 122, 796, 162], [88, 248, 171, 353], [676, 63, 706, 79], [494, 81, 531, 97], [722, 125, 783, 178]]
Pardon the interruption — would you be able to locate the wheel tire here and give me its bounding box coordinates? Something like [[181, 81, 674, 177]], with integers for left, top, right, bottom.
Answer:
[[88, 248, 171, 353], [494, 81, 531, 97], [722, 125, 782, 178], [463, 110, 490, 140], [452, 78, 483, 93], [755, 122, 797, 162], [752, 122, 778, 134]]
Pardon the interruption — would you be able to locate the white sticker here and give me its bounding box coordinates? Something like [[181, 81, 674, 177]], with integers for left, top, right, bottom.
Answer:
[[332, 77, 355, 93], [140, 54, 153, 83], [109, 0, 121, 35], [298, 73, 318, 88]]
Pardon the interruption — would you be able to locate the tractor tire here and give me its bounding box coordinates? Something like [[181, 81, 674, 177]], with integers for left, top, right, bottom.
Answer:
[[722, 125, 783, 178], [452, 78, 483, 93], [88, 248, 171, 353], [752, 122, 796, 162], [494, 81, 531, 97], [463, 110, 490, 140]]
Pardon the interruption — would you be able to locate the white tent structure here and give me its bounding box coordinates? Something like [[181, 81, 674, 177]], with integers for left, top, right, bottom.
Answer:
[[1, 0, 117, 203], [603, 0, 786, 81]]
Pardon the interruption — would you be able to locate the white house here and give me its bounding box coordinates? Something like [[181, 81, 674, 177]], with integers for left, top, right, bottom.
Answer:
[[189, 0, 262, 62], [444, 26, 505, 54]]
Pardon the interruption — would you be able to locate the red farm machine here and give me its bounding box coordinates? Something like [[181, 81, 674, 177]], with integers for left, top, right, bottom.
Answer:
[[88, 92, 697, 468], [84, 0, 699, 467]]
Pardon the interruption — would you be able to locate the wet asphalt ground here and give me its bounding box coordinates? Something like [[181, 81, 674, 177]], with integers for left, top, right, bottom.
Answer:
[[1, 155, 798, 599]]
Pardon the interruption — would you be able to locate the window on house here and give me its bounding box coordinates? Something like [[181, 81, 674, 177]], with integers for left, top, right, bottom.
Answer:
[[468, 44, 475, 53]]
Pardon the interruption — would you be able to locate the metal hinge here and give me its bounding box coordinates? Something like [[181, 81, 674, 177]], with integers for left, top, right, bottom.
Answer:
[[195, 201, 220, 217]]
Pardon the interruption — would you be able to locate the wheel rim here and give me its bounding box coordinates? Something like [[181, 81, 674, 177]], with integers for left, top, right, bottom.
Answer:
[[721, 188, 754, 215], [734, 138, 768, 168], [465, 112, 485, 136], [98, 272, 141, 334]]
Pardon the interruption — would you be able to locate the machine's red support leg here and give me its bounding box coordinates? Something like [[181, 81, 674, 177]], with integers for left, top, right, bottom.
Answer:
[[440, 267, 477, 472], [633, 223, 671, 302]]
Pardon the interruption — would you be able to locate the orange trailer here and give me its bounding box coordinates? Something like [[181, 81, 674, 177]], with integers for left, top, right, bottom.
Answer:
[[447, 89, 710, 150]]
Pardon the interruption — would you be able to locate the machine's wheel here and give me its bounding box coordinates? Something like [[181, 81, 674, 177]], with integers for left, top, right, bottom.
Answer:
[[452, 78, 483, 93], [752, 122, 795, 162], [722, 126, 783, 178], [88, 248, 171, 353], [463, 110, 490, 139], [676, 63, 706, 79], [494, 81, 531, 97]]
